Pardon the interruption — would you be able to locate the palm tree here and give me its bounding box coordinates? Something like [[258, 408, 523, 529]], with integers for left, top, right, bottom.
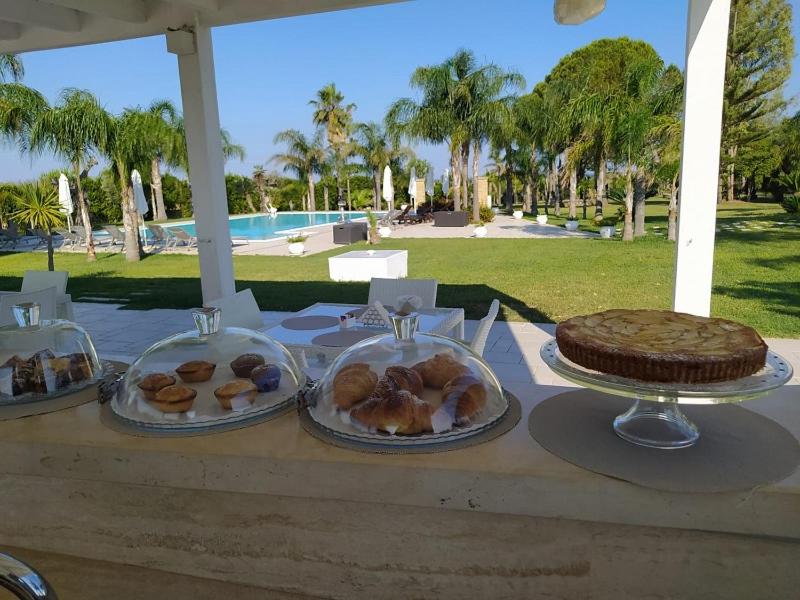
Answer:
[[252, 164, 269, 212], [272, 129, 325, 211], [140, 100, 183, 221], [12, 182, 64, 271], [354, 121, 413, 210], [29, 89, 113, 261], [0, 54, 23, 82], [221, 128, 246, 163], [310, 83, 356, 202]]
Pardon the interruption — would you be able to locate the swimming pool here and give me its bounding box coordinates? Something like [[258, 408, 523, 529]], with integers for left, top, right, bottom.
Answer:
[[165, 211, 371, 241]]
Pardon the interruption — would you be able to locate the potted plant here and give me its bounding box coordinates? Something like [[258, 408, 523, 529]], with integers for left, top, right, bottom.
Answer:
[[287, 234, 307, 255], [366, 209, 381, 244], [598, 217, 617, 239], [512, 209, 523, 220], [473, 221, 488, 238], [565, 216, 579, 231], [536, 214, 548, 225]]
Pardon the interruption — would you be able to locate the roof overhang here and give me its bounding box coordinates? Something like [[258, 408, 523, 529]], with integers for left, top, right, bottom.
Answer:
[[0, 0, 408, 54]]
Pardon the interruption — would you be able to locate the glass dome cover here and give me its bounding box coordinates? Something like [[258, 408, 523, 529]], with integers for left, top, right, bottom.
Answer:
[[309, 312, 508, 441], [113, 307, 304, 430], [0, 302, 102, 403]]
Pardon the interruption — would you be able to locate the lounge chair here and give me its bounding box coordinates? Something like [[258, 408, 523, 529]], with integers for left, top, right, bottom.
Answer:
[[1, 223, 26, 248], [103, 225, 126, 248], [32, 229, 50, 249], [368, 278, 438, 309], [147, 224, 168, 249], [171, 227, 198, 248], [54, 228, 79, 248], [71, 225, 87, 246], [394, 205, 412, 224], [378, 209, 402, 227]]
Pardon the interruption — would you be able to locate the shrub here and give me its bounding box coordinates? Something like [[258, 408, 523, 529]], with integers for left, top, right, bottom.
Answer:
[[781, 196, 800, 214], [287, 234, 307, 244], [567, 215, 578, 221], [479, 205, 495, 223], [599, 218, 618, 227]]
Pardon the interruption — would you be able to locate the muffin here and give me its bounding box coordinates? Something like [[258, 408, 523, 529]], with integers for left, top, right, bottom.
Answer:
[[251, 364, 281, 393], [176, 360, 216, 383], [137, 373, 177, 401], [230, 353, 266, 378], [214, 379, 258, 410], [152, 384, 197, 413]]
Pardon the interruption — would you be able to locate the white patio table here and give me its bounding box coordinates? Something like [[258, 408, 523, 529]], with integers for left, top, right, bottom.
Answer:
[[260, 302, 465, 370]]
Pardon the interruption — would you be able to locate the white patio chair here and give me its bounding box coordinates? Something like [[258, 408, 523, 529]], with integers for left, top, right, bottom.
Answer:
[[470, 299, 500, 356], [0, 286, 57, 326], [368, 278, 438, 309], [21, 270, 68, 296], [204, 288, 264, 330]]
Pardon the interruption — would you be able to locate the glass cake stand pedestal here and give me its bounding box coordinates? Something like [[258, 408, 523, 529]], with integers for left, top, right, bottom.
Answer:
[[540, 339, 794, 449]]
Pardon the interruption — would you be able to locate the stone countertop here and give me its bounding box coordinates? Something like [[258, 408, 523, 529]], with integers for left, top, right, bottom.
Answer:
[[0, 381, 797, 541]]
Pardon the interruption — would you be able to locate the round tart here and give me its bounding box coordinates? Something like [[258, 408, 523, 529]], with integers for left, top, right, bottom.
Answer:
[[175, 360, 216, 383], [555, 309, 768, 383]]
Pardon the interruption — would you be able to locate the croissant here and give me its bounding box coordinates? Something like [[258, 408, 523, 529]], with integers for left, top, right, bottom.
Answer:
[[332, 363, 378, 409], [411, 354, 470, 389], [385, 365, 424, 397], [442, 374, 487, 422], [351, 388, 432, 435]]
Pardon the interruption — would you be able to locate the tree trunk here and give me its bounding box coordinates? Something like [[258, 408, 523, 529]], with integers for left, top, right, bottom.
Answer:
[[523, 182, 532, 213], [552, 157, 562, 216], [568, 163, 578, 219], [472, 141, 481, 223], [461, 142, 470, 213], [73, 162, 96, 261], [726, 145, 737, 203], [623, 164, 634, 242], [451, 147, 461, 210], [120, 174, 142, 262], [346, 176, 352, 211], [667, 173, 679, 242], [595, 155, 606, 217], [256, 181, 268, 213], [633, 171, 646, 237], [307, 175, 316, 212], [150, 158, 168, 221], [46, 231, 54, 271], [245, 192, 256, 213], [323, 186, 329, 212], [373, 171, 381, 211]]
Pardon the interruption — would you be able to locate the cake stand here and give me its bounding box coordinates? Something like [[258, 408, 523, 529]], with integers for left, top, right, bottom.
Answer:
[[540, 339, 793, 449]]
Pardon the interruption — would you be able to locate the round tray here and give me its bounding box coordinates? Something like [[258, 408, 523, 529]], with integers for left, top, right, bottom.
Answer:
[[298, 386, 519, 454], [539, 338, 793, 449]]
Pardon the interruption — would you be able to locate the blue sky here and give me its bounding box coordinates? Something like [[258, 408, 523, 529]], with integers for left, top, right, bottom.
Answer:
[[1, 0, 798, 182]]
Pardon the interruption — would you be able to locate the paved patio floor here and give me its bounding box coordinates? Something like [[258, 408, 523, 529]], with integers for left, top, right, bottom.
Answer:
[[75, 302, 800, 392]]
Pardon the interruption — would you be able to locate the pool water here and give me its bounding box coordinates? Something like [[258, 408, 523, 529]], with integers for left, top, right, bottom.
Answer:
[[166, 211, 370, 241]]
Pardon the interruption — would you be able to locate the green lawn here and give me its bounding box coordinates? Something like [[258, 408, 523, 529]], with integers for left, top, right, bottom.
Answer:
[[1, 200, 797, 337]]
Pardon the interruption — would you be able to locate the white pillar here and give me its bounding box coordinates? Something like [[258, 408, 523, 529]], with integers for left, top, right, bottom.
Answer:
[[672, 0, 731, 316], [168, 24, 235, 303]]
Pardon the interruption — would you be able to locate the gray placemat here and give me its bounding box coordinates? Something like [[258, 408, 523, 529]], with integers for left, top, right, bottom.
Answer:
[[311, 329, 379, 347], [298, 390, 521, 454], [0, 360, 128, 421], [528, 389, 800, 493], [281, 315, 341, 330]]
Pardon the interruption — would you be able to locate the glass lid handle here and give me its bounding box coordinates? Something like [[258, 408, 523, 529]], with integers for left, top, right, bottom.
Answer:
[[12, 302, 40, 328], [192, 307, 221, 335], [390, 312, 419, 341]]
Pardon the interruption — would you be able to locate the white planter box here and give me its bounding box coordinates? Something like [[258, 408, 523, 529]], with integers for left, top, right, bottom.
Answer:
[[599, 226, 615, 239], [565, 220, 579, 231], [474, 225, 488, 238], [536, 215, 548, 225], [328, 250, 408, 282], [288, 242, 305, 255], [512, 210, 523, 220]]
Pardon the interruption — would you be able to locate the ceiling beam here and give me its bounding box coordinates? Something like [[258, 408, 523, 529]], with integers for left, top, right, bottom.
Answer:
[[160, 0, 219, 12], [0, 20, 20, 39], [0, 0, 81, 32], [44, 0, 148, 23]]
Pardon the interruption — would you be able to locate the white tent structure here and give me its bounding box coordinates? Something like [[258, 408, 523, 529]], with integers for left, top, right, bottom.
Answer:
[[381, 165, 394, 209], [0, 0, 731, 315], [57, 173, 73, 230]]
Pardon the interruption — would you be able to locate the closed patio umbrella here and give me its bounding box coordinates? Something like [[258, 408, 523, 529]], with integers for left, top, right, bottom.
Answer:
[[131, 169, 149, 240], [57, 173, 73, 230], [408, 166, 417, 209], [425, 168, 434, 200], [381, 165, 394, 210], [442, 169, 450, 195]]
